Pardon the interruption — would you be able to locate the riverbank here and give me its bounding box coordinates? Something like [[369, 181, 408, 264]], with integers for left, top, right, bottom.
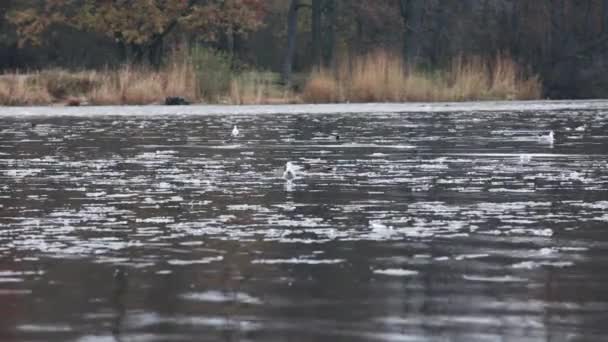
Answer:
[[2, 100, 607, 118], [0, 52, 542, 107]]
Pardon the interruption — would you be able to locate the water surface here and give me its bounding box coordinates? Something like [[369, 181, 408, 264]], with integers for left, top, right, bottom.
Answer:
[[1, 102, 608, 341]]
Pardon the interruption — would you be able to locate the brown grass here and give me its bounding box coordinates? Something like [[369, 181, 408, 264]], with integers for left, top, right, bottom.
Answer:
[[302, 69, 340, 103], [0, 73, 52, 105], [0, 59, 201, 106], [229, 71, 295, 105], [87, 64, 198, 105], [0, 50, 541, 106], [304, 51, 542, 103]]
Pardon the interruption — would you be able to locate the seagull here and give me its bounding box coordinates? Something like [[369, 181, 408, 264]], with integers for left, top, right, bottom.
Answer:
[[538, 131, 554, 145], [283, 162, 296, 182], [231, 125, 240, 138]]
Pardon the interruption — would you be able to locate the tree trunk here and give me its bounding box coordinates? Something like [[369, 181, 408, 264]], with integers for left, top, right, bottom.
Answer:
[[282, 0, 300, 85], [603, 0, 608, 34], [400, 0, 425, 66], [324, 0, 336, 66], [148, 35, 164, 69], [550, 0, 566, 65], [311, 0, 323, 68], [398, 0, 410, 61]]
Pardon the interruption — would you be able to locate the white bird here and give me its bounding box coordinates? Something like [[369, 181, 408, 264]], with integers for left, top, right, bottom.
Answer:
[[283, 162, 297, 182], [538, 131, 555, 145], [231, 125, 240, 137]]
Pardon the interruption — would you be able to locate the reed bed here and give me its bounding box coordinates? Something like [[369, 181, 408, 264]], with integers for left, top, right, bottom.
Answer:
[[303, 51, 542, 103]]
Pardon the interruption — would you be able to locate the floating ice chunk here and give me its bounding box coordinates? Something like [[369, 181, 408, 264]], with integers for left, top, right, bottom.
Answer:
[[512, 261, 574, 269], [180, 291, 262, 305], [16, 324, 73, 333], [463, 275, 527, 283], [373, 269, 419, 277], [86, 192, 107, 198], [370, 220, 392, 232], [167, 256, 224, 265], [136, 217, 174, 224], [519, 154, 532, 164], [454, 254, 490, 261], [251, 258, 344, 265], [5, 169, 42, 178], [539, 247, 557, 255]]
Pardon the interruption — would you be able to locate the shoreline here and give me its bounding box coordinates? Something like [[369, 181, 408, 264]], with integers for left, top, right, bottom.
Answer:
[[1, 99, 607, 118]]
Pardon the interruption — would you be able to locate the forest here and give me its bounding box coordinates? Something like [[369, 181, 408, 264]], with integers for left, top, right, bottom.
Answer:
[[0, 0, 607, 105]]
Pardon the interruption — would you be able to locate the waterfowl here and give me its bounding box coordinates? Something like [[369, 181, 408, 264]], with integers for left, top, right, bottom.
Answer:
[[283, 162, 296, 182], [231, 125, 240, 137], [538, 131, 554, 145]]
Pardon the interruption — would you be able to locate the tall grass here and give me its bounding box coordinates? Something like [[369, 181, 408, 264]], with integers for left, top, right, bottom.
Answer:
[[0, 47, 290, 106], [0, 49, 541, 106], [303, 51, 542, 103], [229, 71, 295, 105], [0, 73, 52, 105]]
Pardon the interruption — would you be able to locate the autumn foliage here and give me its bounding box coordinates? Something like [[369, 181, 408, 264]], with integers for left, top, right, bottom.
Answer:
[[7, 0, 266, 64]]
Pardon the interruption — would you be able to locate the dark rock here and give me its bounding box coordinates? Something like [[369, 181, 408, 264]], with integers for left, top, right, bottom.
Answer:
[[66, 98, 81, 106], [165, 97, 190, 106]]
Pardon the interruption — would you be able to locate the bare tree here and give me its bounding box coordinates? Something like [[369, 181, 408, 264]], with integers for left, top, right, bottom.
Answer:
[[321, 0, 337, 66], [282, 0, 300, 85], [311, 0, 323, 67]]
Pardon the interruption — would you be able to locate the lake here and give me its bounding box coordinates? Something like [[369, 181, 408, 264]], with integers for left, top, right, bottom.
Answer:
[[1, 101, 608, 341]]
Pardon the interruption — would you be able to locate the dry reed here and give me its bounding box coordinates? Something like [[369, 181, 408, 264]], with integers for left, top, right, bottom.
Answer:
[[304, 51, 542, 103], [0, 50, 541, 106], [1, 59, 201, 106], [0, 73, 52, 105]]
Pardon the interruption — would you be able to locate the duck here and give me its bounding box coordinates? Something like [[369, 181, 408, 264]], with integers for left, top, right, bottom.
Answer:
[[231, 125, 240, 138], [538, 130, 554, 145], [519, 154, 532, 164]]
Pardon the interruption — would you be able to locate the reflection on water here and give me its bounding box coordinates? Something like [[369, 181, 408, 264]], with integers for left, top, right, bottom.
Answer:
[[1, 105, 608, 341]]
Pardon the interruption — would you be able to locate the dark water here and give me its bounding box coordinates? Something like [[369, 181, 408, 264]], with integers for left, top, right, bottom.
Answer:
[[1, 106, 608, 341]]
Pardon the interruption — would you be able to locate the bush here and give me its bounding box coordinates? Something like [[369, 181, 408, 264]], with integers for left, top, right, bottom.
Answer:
[[230, 71, 287, 104], [187, 47, 234, 101]]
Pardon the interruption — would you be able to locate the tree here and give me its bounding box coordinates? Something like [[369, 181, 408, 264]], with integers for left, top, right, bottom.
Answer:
[[0, 0, 20, 69], [282, 0, 300, 84], [311, 0, 322, 67], [323, 0, 336, 65], [7, 0, 266, 67]]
